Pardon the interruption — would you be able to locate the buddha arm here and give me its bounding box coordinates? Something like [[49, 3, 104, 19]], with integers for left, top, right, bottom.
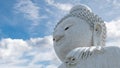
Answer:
[[64, 46, 104, 66]]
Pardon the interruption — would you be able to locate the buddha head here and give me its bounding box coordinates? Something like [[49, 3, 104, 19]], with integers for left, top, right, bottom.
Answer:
[[53, 4, 106, 61]]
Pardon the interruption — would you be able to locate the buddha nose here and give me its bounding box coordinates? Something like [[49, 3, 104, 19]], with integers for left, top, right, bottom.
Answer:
[[53, 31, 64, 42]]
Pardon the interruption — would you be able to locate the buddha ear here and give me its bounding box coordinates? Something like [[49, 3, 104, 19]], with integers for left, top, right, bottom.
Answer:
[[94, 23, 102, 36], [93, 23, 102, 46]]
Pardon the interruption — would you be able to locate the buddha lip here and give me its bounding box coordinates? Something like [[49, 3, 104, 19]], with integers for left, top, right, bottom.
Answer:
[[54, 38, 64, 46], [54, 36, 64, 42], [55, 38, 62, 43], [56, 38, 62, 42]]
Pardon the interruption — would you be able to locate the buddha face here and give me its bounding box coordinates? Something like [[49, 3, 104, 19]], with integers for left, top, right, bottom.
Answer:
[[53, 17, 93, 61]]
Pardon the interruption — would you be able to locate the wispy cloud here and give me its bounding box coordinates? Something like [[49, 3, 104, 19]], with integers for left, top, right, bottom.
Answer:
[[45, 0, 73, 11], [14, 0, 47, 25], [1, 0, 119, 67], [0, 18, 120, 68], [43, 0, 74, 35], [106, 0, 120, 8], [14, 0, 49, 37]]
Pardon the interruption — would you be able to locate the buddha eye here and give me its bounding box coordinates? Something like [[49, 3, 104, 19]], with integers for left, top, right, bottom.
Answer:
[[95, 28, 98, 31], [64, 27, 69, 30], [64, 24, 73, 31]]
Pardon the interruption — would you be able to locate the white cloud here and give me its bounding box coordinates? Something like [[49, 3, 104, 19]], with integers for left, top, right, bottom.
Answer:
[[0, 18, 120, 68], [46, 64, 57, 68], [0, 65, 25, 68], [0, 36, 60, 68], [0, 38, 30, 64], [106, 19, 120, 46], [45, 0, 73, 11]]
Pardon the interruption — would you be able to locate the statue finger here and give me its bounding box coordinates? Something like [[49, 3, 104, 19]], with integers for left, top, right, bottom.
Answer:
[[78, 47, 86, 59]]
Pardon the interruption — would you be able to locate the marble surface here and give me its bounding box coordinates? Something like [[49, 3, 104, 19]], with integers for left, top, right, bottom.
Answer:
[[53, 4, 120, 68]]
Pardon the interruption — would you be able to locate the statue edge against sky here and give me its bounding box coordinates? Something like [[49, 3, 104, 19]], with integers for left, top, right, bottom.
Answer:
[[53, 4, 120, 68]]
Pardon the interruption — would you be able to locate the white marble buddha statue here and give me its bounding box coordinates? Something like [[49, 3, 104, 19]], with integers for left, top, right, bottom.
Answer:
[[53, 4, 120, 68]]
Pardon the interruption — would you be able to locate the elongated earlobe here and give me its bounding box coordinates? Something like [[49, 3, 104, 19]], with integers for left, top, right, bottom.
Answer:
[[95, 24, 102, 36], [93, 23, 102, 46]]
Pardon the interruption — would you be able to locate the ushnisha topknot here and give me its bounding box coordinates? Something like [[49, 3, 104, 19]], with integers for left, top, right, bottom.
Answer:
[[70, 4, 92, 13], [55, 4, 106, 46]]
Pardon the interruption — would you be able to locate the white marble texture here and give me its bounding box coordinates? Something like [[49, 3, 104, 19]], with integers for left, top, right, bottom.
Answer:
[[53, 4, 120, 68], [59, 46, 120, 68]]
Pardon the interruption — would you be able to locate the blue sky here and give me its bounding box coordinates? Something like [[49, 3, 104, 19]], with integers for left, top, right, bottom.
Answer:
[[0, 0, 120, 39], [0, 0, 120, 68]]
